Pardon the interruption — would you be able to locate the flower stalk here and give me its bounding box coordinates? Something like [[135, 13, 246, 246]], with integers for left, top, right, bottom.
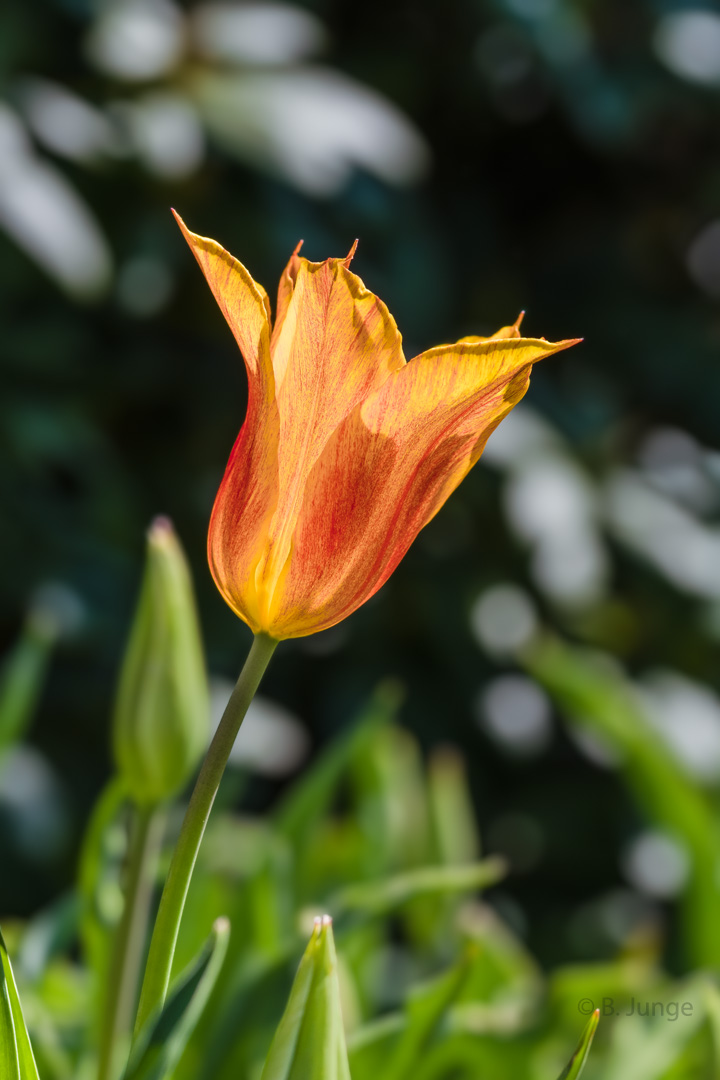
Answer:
[[133, 631, 278, 1037]]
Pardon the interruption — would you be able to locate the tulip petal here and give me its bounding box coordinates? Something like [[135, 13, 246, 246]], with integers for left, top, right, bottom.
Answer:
[[255, 256, 406, 621], [272, 240, 303, 349], [173, 211, 272, 380], [178, 218, 581, 640], [457, 312, 525, 343], [173, 212, 280, 632], [268, 336, 579, 636], [271, 255, 404, 398]]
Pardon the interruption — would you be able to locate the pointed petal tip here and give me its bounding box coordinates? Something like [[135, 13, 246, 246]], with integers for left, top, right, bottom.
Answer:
[[535, 335, 582, 349], [546, 336, 582, 356], [292, 239, 304, 257], [344, 238, 359, 267], [513, 311, 526, 329], [171, 208, 195, 244]]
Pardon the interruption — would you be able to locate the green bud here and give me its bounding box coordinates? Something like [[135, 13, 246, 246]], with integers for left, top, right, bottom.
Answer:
[[260, 915, 350, 1080], [113, 517, 209, 806]]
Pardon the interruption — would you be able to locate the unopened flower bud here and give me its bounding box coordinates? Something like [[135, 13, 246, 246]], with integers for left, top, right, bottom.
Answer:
[[113, 517, 209, 806]]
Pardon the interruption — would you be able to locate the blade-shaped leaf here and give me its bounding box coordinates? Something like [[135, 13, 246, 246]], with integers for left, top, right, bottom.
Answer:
[[261, 916, 350, 1080], [557, 1010, 599, 1080], [329, 858, 505, 918], [428, 747, 480, 867], [275, 682, 402, 844], [705, 980, 720, 1069], [0, 973, 19, 1080], [601, 979, 704, 1080], [0, 616, 53, 755], [376, 948, 476, 1080], [78, 776, 129, 1035], [124, 917, 229, 1080], [525, 634, 720, 968], [0, 927, 40, 1080]]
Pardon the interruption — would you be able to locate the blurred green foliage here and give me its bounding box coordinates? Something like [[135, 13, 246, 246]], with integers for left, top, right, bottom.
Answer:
[[5, 0, 720, 1066], [3, 682, 720, 1079]]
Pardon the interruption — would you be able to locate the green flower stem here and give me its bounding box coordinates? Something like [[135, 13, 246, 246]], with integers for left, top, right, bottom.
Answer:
[[97, 802, 166, 1080], [134, 631, 278, 1036]]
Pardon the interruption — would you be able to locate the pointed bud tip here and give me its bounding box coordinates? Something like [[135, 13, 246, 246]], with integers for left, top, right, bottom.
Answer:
[[148, 515, 174, 545]]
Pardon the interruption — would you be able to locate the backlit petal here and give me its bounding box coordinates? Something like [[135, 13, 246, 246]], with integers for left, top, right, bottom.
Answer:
[[268, 336, 578, 636], [457, 312, 525, 343], [271, 239, 303, 349], [173, 212, 279, 632], [172, 210, 272, 385], [254, 254, 406, 622], [177, 217, 581, 640]]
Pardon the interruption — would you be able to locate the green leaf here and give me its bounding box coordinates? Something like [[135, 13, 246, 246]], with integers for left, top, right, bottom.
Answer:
[[524, 634, 720, 968], [428, 747, 480, 867], [375, 947, 476, 1080], [261, 916, 350, 1080], [0, 926, 40, 1080], [351, 722, 432, 873], [705, 979, 720, 1069], [0, 970, 19, 1080], [329, 858, 505, 918], [123, 917, 229, 1080], [77, 777, 130, 1035], [0, 613, 56, 755], [601, 979, 705, 1080], [557, 1010, 599, 1080], [275, 681, 403, 845]]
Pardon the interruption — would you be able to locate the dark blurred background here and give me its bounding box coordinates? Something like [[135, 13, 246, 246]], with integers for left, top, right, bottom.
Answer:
[[3, 0, 720, 971]]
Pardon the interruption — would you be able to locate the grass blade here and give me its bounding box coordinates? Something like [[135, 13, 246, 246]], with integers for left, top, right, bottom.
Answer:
[[124, 917, 229, 1080], [0, 927, 39, 1080], [329, 858, 505, 918], [557, 1010, 599, 1080]]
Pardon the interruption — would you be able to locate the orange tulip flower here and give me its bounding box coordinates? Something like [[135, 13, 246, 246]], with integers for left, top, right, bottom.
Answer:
[[174, 212, 579, 640]]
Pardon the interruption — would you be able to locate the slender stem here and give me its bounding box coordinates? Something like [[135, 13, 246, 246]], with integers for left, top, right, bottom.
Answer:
[[97, 803, 166, 1080], [133, 632, 278, 1036]]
